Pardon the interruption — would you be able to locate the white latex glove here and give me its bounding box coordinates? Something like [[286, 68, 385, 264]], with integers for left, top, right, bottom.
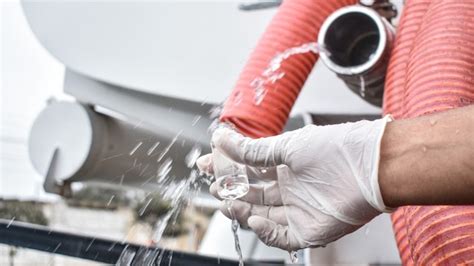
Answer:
[[197, 116, 393, 251]]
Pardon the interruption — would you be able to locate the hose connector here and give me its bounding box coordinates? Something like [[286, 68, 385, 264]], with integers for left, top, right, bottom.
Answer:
[[318, 5, 395, 106]]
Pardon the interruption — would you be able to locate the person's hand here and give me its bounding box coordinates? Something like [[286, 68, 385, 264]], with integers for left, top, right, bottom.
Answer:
[[197, 116, 393, 251]]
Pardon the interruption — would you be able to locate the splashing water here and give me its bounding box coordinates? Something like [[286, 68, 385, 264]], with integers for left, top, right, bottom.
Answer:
[[107, 195, 115, 207], [185, 145, 202, 168], [129, 141, 143, 156], [191, 115, 202, 126], [209, 104, 223, 119], [251, 42, 328, 105], [157, 158, 173, 183], [116, 245, 135, 266], [157, 131, 182, 162], [225, 200, 244, 266], [150, 169, 200, 248], [52, 243, 62, 253], [152, 210, 174, 242], [167, 250, 174, 266], [289, 251, 298, 264], [85, 238, 95, 252], [7, 217, 15, 228], [147, 142, 160, 156], [208, 104, 224, 134], [133, 120, 144, 129], [138, 198, 153, 216], [138, 164, 150, 177]]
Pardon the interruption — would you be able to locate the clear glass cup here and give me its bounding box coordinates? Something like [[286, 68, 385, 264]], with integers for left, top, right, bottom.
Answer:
[[211, 135, 249, 200]]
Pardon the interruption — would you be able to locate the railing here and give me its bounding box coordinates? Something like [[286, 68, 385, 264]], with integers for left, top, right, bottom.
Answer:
[[0, 219, 283, 265]]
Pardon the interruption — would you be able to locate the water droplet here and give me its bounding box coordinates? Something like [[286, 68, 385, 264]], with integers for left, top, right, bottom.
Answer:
[[101, 153, 124, 161], [429, 119, 437, 126], [167, 250, 174, 266], [269, 72, 285, 84], [52, 243, 62, 253], [455, 129, 460, 134], [422, 146, 427, 153], [85, 238, 95, 252], [152, 210, 174, 243], [133, 120, 143, 129], [138, 164, 150, 177], [157, 158, 173, 183], [108, 242, 117, 252], [129, 141, 143, 156], [185, 145, 202, 168], [107, 195, 115, 206], [200, 177, 212, 185], [254, 87, 267, 105], [209, 105, 223, 120], [191, 115, 202, 126], [157, 131, 182, 162], [250, 78, 264, 88], [7, 217, 15, 228], [201, 96, 210, 106], [139, 198, 153, 216], [147, 142, 160, 156]]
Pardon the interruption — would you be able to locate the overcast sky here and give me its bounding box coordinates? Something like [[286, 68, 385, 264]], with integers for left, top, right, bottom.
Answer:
[[1, 1, 63, 201]]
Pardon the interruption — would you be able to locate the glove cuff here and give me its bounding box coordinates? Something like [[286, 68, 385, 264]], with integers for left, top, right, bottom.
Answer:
[[368, 115, 395, 213]]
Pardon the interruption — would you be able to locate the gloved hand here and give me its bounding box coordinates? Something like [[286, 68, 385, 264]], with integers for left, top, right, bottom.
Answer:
[[197, 116, 394, 251]]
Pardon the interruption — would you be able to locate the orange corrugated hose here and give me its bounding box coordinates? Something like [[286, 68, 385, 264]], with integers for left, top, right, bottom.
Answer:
[[383, 0, 431, 120], [383, 1, 431, 264], [220, 0, 357, 138], [384, 0, 474, 264]]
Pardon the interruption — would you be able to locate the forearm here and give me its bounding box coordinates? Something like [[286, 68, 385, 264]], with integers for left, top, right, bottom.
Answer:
[[379, 105, 474, 208]]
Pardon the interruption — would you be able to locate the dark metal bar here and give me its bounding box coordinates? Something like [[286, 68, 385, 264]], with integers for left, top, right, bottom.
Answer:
[[0, 219, 284, 265], [311, 113, 381, 126]]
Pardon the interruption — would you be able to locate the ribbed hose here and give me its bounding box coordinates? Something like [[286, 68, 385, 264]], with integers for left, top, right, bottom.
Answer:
[[384, 0, 474, 264], [220, 0, 357, 138], [383, 0, 431, 120], [383, 1, 431, 264]]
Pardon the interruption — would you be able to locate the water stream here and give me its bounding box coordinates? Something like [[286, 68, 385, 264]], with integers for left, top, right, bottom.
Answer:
[[251, 42, 329, 106], [225, 199, 244, 266]]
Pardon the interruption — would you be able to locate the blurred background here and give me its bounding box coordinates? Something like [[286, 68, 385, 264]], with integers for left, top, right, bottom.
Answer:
[[1, 0, 402, 265]]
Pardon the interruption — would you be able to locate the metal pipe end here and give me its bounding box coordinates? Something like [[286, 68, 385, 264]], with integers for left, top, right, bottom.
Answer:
[[318, 5, 392, 76]]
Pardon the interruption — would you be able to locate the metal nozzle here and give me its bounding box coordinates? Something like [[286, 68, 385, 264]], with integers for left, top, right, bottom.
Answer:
[[318, 5, 395, 107]]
